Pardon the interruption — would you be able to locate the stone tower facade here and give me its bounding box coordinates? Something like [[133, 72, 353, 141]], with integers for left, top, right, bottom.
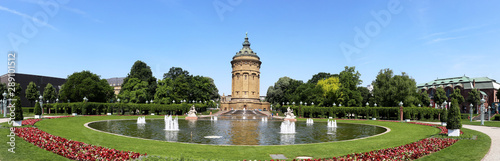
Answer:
[[220, 34, 270, 110]]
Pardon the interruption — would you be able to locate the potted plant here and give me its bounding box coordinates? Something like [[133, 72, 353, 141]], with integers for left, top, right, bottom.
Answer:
[[12, 97, 23, 126], [447, 99, 462, 136], [34, 101, 42, 118], [440, 108, 448, 126]]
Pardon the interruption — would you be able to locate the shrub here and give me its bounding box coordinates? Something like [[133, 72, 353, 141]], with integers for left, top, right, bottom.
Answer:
[[495, 115, 500, 121], [440, 109, 448, 122], [447, 99, 462, 129], [13, 96, 23, 121], [107, 104, 112, 113], [34, 101, 42, 115]]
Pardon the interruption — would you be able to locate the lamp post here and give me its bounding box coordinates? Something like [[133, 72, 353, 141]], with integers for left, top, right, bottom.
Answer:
[[333, 103, 336, 107], [39, 95, 43, 117], [443, 101, 447, 110], [2, 91, 6, 117], [366, 102, 369, 107], [399, 101, 404, 122], [488, 106, 491, 121], [305, 102, 308, 106], [292, 102, 295, 106], [480, 97, 485, 125], [497, 104, 499, 114], [151, 100, 154, 104], [172, 100, 175, 104], [287, 102, 289, 106], [470, 103, 473, 122], [146, 100, 149, 104], [430, 103, 433, 108], [300, 101, 303, 105], [56, 98, 59, 103], [0, 100, 2, 117], [339, 103, 342, 107], [117, 98, 120, 103], [312, 102, 314, 106], [418, 104, 421, 107], [374, 103, 377, 107]]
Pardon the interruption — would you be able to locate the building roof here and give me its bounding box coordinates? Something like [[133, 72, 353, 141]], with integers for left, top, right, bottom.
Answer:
[[233, 33, 260, 59], [417, 76, 500, 90], [106, 77, 125, 86]]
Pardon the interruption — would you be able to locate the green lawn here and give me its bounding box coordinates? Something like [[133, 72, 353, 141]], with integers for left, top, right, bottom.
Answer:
[[462, 121, 500, 127], [417, 128, 491, 161], [0, 116, 491, 160]]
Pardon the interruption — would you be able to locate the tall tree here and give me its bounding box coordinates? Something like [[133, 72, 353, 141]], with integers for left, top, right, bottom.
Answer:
[[316, 77, 341, 106], [43, 83, 57, 103], [308, 72, 338, 84], [25, 81, 39, 106], [418, 90, 430, 107], [434, 87, 448, 108], [358, 86, 372, 106], [164, 67, 190, 80], [154, 78, 174, 104], [467, 89, 481, 113], [119, 78, 148, 103], [265, 77, 303, 105], [60, 71, 115, 102], [121, 60, 157, 100], [338, 66, 362, 107], [0, 83, 7, 100], [372, 69, 394, 107], [450, 88, 465, 105], [392, 73, 418, 107]]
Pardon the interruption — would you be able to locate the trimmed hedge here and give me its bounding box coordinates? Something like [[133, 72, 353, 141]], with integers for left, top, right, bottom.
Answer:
[[45, 102, 208, 115], [273, 106, 443, 120]]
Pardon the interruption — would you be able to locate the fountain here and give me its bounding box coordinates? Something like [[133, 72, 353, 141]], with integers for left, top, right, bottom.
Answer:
[[210, 116, 218, 121], [327, 119, 337, 128], [137, 116, 146, 124], [261, 117, 268, 122], [164, 115, 179, 131], [280, 120, 296, 134], [306, 118, 313, 124]]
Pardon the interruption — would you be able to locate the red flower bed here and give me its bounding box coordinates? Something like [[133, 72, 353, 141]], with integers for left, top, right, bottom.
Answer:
[[15, 127, 145, 160], [22, 119, 42, 126], [323, 138, 458, 161]]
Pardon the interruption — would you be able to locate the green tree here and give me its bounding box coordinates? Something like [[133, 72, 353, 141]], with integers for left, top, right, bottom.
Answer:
[[434, 87, 448, 107], [8, 83, 22, 98], [307, 72, 338, 84], [447, 99, 462, 130], [25, 81, 39, 106], [119, 78, 149, 103], [0, 83, 6, 100], [266, 77, 303, 105], [13, 96, 23, 120], [58, 84, 68, 102], [467, 89, 481, 113], [450, 88, 465, 105], [154, 78, 174, 104], [338, 66, 362, 107], [372, 69, 394, 107], [358, 87, 372, 106], [440, 109, 448, 122], [392, 73, 418, 107], [60, 71, 115, 102], [316, 77, 341, 106], [418, 90, 430, 107], [164, 67, 190, 80], [43, 83, 57, 103], [293, 82, 322, 105], [121, 60, 157, 100]]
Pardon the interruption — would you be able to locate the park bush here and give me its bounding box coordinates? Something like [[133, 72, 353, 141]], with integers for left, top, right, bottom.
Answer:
[[13, 96, 23, 121], [447, 99, 462, 129], [34, 101, 42, 115], [440, 109, 448, 122], [494, 115, 500, 121]]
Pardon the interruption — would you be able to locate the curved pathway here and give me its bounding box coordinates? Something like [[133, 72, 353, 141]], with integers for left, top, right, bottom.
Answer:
[[420, 121, 499, 161]]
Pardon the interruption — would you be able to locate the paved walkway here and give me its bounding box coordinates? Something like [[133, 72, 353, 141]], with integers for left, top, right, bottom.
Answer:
[[421, 121, 499, 161]]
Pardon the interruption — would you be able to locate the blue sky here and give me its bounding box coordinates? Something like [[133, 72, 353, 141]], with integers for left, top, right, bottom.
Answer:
[[1, 0, 499, 96]]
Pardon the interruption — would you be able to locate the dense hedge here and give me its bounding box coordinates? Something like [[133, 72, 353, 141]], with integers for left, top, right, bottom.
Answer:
[[36, 103, 208, 115], [273, 106, 443, 120], [495, 115, 500, 121]]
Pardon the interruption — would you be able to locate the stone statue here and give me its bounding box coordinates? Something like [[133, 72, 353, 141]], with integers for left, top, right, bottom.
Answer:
[[187, 105, 197, 117], [285, 107, 295, 119]]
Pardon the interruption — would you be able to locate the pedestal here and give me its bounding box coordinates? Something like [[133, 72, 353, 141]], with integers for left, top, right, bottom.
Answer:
[[107, 113, 112, 115], [12, 120, 22, 126], [72, 113, 77, 116], [448, 129, 460, 136], [34, 115, 41, 119], [441, 122, 447, 126], [185, 116, 198, 120]]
